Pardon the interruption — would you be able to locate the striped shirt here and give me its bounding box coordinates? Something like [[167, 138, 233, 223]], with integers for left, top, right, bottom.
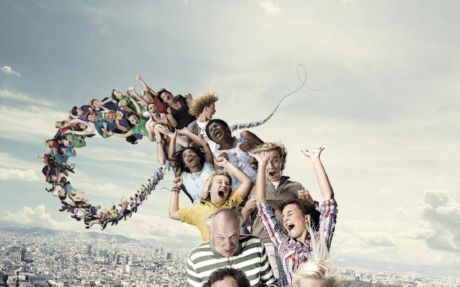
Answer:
[[256, 198, 338, 287], [186, 235, 277, 287]]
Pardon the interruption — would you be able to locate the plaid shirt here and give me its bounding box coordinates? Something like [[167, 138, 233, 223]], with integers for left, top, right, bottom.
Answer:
[[256, 199, 338, 287]]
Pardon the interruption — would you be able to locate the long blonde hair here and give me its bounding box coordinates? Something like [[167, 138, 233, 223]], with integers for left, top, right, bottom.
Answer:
[[292, 223, 341, 287]]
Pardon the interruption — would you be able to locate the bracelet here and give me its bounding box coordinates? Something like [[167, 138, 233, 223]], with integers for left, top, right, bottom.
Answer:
[[171, 187, 180, 193]]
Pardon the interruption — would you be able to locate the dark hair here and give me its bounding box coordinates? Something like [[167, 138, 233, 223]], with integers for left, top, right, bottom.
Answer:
[[175, 146, 206, 173], [157, 88, 174, 103], [205, 119, 231, 141], [203, 268, 250, 287], [70, 106, 78, 116], [281, 199, 320, 231]]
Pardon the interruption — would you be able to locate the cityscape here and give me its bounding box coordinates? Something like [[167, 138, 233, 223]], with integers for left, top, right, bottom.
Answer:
[[1, 225, 458, 287]]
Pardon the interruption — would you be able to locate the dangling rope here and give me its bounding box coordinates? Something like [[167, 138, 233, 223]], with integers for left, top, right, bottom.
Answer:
[[230, 64, 312, 132]]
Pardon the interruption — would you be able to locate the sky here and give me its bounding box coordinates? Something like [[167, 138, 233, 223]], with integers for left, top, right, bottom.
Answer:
[[1, 0, 459, 278]]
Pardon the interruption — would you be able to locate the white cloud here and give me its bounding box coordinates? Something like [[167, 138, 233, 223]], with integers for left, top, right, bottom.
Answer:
[[0, 89, 53, 106], [259, 0, 281, 13], [419, 190, 460, 252], [0, 167, 41, 182], [0, 104, 66, 142], [5, 205, 71, 229], [78, 146, 153, 165], [0, 153, 42, 182], [0, 65, 20, 76]]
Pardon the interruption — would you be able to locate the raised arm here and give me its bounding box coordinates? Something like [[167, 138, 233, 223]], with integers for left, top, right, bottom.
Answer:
[[215, 155, 252, 199], [136, 74, 157, 95], [301, 147, 334, 200], [177, 129, 213, 164], [165, 106, 177, 128], [253, 151, 269, 202], [168, 177, 182, 220], [239, 130, 264, 152], [168, 131, 182, 177]]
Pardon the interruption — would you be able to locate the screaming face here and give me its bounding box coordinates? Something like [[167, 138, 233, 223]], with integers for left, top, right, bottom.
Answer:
[[207, 122, 229, 144], [282, 203, 308, 241], [182, 149, 200, 169], [265, 150, 284, 182], [209, 175, 231, 205]]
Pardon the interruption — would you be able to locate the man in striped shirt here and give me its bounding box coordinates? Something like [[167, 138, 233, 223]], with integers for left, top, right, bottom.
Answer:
[[186, 208, 277, 287]]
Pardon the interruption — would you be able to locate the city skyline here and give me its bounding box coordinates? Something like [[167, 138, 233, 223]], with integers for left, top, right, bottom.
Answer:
[[1, 0, 459, 279]]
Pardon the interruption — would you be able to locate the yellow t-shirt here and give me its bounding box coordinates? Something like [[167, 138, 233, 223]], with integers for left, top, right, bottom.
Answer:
[[178, 191, 243, 241]]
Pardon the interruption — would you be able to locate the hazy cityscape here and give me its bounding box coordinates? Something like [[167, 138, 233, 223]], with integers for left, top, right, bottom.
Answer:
[[0, 225, 458, 287]]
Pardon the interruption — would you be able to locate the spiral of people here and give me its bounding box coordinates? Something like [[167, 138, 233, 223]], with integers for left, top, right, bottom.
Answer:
[[40, 73, 340, 287]]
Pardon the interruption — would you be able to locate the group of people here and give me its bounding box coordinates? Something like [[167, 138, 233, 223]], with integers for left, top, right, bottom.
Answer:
[[40, 73, 340, 286], [39, 73, 197, 230]]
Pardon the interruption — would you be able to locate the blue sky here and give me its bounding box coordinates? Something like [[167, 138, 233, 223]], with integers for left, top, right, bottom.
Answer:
[[1, 0, 459, 277]]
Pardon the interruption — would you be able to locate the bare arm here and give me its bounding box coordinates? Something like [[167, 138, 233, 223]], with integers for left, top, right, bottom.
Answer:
[[136, 74, 157, 95], [253, 152, 269, 203], [169, 177, 182, 220], [239, 130, 264, 152], [166, 107, 177, 128], [215, 156, 252, 199], [177, 129, 214, 164], [168, 131, 181, 177], [301, 147, 334, 200]]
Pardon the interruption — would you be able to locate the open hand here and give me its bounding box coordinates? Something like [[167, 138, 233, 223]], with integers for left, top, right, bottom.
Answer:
[[301, 147, 325, 159]]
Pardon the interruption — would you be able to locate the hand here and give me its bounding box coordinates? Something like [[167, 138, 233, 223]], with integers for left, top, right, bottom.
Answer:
[[239, 140, 257, 152], [166, 107, 172, 114], [214, 155, 228, 167], [172, 177, 182, 189], [185, 93, 193, 101], [298, 189, 315, 207], [219, 152, 229, 161], [135, 74, 142, 81], [301, 147, 325, 159], [176, 129, 191, 137], [250, 151, 269, 164], [242, 196, 257, 213], [128, 85, 135, 92]]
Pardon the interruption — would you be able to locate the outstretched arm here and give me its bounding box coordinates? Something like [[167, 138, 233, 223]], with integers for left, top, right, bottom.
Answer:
[[136, 74, 157, 95], [168, 177, 182, 220], [301, 147, 334, 200], [215, 156, 252, 199]]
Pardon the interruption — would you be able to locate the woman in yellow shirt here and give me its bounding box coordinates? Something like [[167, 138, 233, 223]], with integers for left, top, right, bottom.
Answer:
[[168, 156, 253, 241]]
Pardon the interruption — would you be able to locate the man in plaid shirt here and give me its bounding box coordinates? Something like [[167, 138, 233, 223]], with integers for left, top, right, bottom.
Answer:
[[253, 147, 338, 287]]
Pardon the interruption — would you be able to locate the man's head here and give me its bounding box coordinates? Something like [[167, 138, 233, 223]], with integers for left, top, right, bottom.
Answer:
[[189, 93, 218, 119], [206, 119, 232, 144], [209, 208, 241, 258], [250, 142, 287, 182], [203, 268, 250, 287]]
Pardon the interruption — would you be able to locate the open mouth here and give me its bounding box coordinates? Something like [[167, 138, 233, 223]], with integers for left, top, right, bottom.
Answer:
[[218, 190, 225, 198], [287, 224, 295, 231], [268, 171, 276, 177]]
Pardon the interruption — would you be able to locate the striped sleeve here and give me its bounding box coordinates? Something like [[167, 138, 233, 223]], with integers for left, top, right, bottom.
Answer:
[[186, 255, 204, 287], [256, 202, 288, 248], [319, 198, 338, 249], [259, 243, 277, 287]]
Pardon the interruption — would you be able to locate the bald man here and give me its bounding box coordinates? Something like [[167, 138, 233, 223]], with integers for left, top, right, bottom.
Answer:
[[186, 208, 277, 287]]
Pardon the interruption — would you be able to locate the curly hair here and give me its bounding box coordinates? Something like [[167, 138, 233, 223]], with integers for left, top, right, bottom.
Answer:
[[174, 146, 206, 173], [188, 92, 218, 117]]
